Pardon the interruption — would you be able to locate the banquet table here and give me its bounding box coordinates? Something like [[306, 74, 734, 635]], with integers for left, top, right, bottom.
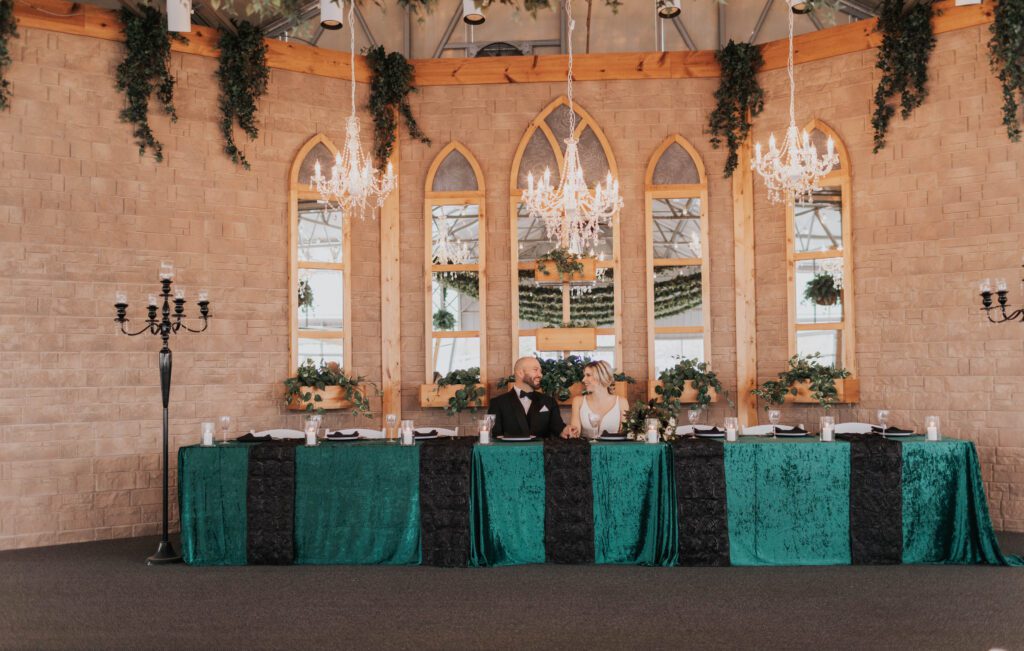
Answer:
[[178, 436, 1020, 567]]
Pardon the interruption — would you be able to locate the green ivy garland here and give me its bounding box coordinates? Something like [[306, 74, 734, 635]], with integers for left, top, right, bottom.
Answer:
[[0, 0, 17, 112], [435, 367, 486, 415], [708, 40, 765, 177], [114, 6, 184, 162], [751, 353, 850, 410], [216, 20, 269, 170], [366, 45, 430, 170], [990, 0, 1024, 141], [871, 0, 936, 153], [655, 357, 724, 412]]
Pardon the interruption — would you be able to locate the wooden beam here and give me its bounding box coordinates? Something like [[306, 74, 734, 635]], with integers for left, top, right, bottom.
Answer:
[[15, 0, 992, 86], [732, 139, 758, 428], [380, 143, 401, 420]]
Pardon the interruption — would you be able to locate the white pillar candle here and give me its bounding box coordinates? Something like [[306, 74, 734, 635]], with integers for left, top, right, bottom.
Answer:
[[726, 427, 737, 442], [821, 425, 834, 442], [202, 430, 214, 447], [646, 428, 659, 444], [305, 430, 317, 446], [926, 425, 939, 441], [402, 429, 414, 446], [479, 429, 491, 445]]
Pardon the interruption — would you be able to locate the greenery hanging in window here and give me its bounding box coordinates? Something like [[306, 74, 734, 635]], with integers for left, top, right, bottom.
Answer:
[[216, 20, 269, 170], [366, 45, 430, 170], [871, 0, 936, 153], [708, 40, 765, 177], [114, 6, 185, 162], [989, 0, 1024, 141], [0, 0, 18, 112]]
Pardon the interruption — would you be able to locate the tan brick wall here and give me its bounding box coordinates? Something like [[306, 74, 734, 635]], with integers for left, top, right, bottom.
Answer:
[[1, 22, 1021, 550]]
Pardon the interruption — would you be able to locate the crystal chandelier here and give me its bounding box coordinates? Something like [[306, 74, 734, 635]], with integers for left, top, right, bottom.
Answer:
[[522, 0, 622, 255], [310, 1, 395, 220], [432, 211, 471, 267], [752, 1, 838, 204]]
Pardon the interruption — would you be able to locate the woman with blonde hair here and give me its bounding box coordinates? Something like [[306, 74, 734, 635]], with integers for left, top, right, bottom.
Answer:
[[565, 360, 628, 439]]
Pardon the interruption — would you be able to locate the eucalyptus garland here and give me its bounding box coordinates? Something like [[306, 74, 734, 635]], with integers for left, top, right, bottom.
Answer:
[[216, 20, 269, 169], [871, 0, 936, 153], [989, 0, 1024, 141], [708, 40, 765, 177], [0, 0, 17, 112], [366, 45, 430, 170], [114, 6, 184, 162]]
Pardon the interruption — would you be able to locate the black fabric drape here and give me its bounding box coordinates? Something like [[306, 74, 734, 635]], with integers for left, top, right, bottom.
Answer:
[[671, 438, 730, 566], [246, 443, 296, 565], [543, 438, 595, 564], [840, 434, 903, 565], [419, 437, 476, 567]]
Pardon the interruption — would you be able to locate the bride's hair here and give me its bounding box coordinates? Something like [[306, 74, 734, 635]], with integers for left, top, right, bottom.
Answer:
[[584, 360, 615, 394]]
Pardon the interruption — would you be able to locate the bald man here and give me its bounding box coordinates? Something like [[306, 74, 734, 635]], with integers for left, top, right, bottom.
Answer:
[[486, 356, 568, 439]]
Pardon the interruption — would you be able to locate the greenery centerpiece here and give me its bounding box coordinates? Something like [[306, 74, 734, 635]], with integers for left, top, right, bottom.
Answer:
[[0, 0, 18, 112], [655, 357, 725, 411], [803, 271, 842, 306], [216, 20, 269, 169], [434, 367, 487, 416], [114, 5, 185, 162], [622, 399, 677, 440], [752, 353, 851, 410], [497, 354, 634, 403], [989, 0, 1024, 141], [708, 40, 765, 177], [284, 359, 376, 417]]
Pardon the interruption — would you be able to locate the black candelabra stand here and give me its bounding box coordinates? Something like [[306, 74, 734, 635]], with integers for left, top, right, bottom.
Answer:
[[114, 263, 211, 565], [978, 265, 1024, 324]]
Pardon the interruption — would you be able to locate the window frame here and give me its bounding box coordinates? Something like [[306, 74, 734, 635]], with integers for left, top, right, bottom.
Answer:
[[288, 134, 352, 374], [644, 134, 712, 382], [423, 141, 488, 387]]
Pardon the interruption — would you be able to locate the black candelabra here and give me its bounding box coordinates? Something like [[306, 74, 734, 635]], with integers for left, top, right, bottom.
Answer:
[[114, 262, 211, 565], [979, 264, 1024, 324]]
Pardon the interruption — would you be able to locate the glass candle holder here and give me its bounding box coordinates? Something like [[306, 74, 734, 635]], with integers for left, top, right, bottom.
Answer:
[[478, 418, 491, 445], [925, 415, 940, 441], [159, 261, 175, 281], [400, 419, 414, 446], [724, 416, 739, 442], [201, 421, 215, 447], [820, 415, 835, 442]]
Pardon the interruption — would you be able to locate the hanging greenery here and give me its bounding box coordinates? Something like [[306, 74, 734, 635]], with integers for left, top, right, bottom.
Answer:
[[708, 40, 765, 177], [433, 308, 456, 331], [216, 20, 269, 170], [871, 0, 936, 153], [366, 45, 430, 170], [656, 357, 725, 412], [803, 271, 841, 306], [114, 6, 184, 163], [0, 0, 17, 112], [751, 353, 851, 410], [435, 367, 487, 415], [989, 0, 1024, 141]]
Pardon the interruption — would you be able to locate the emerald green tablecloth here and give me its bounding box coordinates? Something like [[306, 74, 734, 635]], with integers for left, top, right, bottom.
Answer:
[[469, 443, 546, 566], [178, 443, 250, 566]]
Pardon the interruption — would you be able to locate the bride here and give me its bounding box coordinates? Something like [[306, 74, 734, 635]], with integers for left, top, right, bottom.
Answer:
[[565, 360, 629, 439]]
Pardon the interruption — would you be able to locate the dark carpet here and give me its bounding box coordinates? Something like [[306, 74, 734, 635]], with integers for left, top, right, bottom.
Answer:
[[3, 534, 1024, 651]]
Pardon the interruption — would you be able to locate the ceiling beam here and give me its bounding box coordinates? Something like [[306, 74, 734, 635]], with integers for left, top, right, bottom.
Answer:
[[748, 0, 774, 43], [670, 15, 697, 51], [807, 9, 825, 29], [718, 1, 727, 50], [432, 2, 463, 58], [352, 2, 378, 48], [262, 1, 318, 38]]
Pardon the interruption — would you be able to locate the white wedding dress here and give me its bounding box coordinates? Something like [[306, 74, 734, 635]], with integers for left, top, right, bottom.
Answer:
[[580, 397, 621, 439]]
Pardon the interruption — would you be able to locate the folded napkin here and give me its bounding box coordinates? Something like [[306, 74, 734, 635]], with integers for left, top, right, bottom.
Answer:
[[234, 433, 270, 442], [774, 425, 808, 434], [871, 426, 914, 434], [599, 430, 625, 438], [694, 426, 724, 434], [326, 430, 360, 438], [414, 429, 439, 438]]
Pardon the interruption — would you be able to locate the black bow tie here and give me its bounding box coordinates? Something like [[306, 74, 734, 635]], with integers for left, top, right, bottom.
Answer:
[[519, 390, 538, 401]]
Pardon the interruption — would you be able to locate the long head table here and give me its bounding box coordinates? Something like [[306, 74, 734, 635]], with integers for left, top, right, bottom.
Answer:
[[178, 437, 1021, 567]]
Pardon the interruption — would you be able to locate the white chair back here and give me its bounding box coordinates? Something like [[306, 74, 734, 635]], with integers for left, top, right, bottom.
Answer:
[[834, 422, 872, 434], [741, 424, 776, 436], [334, 428, 385, 439], [254, 429, 305, 439]]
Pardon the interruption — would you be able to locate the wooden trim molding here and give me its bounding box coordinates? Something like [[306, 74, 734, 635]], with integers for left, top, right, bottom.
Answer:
[[732, 139, 758, 428], [15, 0, 990, 86]]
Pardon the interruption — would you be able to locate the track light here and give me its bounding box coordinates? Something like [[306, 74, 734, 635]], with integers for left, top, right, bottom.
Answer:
[[167, 0, 191, 33], [657, 0, 681, 19], [463, 0, 485, 25], [320, 0, 344, 30]]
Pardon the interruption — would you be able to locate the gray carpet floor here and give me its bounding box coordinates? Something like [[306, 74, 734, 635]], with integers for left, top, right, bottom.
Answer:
[[3, 533, 1024, 651]]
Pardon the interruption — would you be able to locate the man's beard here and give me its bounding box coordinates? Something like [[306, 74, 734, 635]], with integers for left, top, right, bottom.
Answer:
[[524, 376, 540, 389]]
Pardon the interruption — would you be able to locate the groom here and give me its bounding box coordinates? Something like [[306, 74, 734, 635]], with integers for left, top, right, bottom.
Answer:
[[487, 356, 568, 438]]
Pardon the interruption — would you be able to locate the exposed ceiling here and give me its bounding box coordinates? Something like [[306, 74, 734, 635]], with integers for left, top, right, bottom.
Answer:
[[94, 0, 881, 58]]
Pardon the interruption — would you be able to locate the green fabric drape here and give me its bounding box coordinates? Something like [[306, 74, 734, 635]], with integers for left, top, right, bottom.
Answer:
[[901, 440, 1022, 566], [294, 442, 420, 565], [591, 442, 678, 566], [178, 444, 250, 566], [470, 443, 546, 567], [725, 439, 851, 566]]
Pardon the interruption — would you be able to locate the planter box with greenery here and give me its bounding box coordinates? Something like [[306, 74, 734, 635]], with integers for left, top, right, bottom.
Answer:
[[535, 326, 597, 351], [283, 359, 376, 417], [419, 368, 488, 415], [785, 378, 859, 404], [650, 358, 724, 411], [535, 257, 597, 283], [751, 353, 854, 410], [647, 380, 719, 405]]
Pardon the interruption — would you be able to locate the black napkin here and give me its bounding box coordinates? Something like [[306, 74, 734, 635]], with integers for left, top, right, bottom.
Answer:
[[871, 426, 914, 434], [415, 429, 439, 439], [326, 430, 360, 438], [694, 426, 725, 434], [235, 433, 270, 442], [775, 425, 808, 434]]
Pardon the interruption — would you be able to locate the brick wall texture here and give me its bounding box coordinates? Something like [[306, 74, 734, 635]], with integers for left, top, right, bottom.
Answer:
[[0, 23, 1021, 549]]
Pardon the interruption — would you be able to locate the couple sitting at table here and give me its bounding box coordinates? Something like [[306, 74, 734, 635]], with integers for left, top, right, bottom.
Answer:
[[487, 357, 629, 439]]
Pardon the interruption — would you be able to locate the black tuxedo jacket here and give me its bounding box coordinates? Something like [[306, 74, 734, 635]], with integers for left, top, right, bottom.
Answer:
[[487, 389, 565, 438]]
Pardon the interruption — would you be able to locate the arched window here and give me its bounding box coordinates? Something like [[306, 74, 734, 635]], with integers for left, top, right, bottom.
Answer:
[[644, 135, 711, 378], [786, 120, 857, 379], [289, 134, 351, 371], [424, 142, 487, 385], [509, 97, 621, 367]]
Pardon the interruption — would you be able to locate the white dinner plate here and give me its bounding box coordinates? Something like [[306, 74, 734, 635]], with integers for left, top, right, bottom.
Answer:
[[695, 431, 724, 438], [596, 435, 628, 442], [497, 436, 535, 442]]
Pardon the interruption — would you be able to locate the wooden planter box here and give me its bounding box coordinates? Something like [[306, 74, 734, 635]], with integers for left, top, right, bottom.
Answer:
[[647, 380, 719, 404], [556, 381, 630, 406], [534, 257, 597, 283], [784, 378, 859, 404], [419, 383, 489, 409], [535, 327, 597, 351], [287, 385, 355, 411]]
